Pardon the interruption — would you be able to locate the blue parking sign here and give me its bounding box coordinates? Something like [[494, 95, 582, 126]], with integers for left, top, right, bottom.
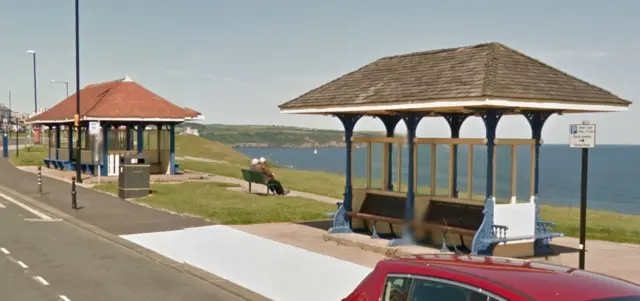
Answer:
[[570, 126, 577, 134]]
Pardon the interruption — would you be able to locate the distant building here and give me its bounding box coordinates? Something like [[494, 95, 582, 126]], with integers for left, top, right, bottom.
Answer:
[[179, 126, 200, 136], [0, 104, 10, 124]]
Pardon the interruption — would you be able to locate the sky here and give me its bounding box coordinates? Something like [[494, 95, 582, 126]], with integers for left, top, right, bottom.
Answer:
[[0, 0, 638, 144]]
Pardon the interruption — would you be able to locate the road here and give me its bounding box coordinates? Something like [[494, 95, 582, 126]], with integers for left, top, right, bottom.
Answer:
[[0, 194, 248, 301]]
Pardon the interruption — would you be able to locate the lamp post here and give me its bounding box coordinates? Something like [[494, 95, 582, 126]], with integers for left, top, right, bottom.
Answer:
[[26, 50, 38, 147], [51, 80, 70, 98], [74, 0, 82, 183]]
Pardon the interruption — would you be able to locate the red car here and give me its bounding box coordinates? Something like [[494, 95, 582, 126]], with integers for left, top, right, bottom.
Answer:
[[343, 254, 640, 301]]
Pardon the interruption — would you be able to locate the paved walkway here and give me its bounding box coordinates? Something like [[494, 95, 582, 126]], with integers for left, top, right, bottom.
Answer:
[[0, 158, 209, 235]]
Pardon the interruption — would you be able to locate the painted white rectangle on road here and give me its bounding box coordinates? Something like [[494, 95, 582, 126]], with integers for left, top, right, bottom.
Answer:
[[569, 124, 596, 148], [121, 225, 372, 301]]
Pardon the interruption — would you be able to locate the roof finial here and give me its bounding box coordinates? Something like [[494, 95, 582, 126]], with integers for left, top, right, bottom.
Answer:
[[123, 74, 134, 82]]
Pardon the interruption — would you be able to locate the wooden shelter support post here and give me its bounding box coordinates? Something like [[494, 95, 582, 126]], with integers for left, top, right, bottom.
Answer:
[[443, 113, 469, 198], [389, 112, 424, 247], [377, 115, 401, 191], [328, 114, 362, 234]]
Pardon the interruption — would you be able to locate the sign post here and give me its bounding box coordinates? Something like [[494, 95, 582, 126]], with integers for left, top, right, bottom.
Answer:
[[569, 121, 596, 270], [89, 121, 101, 184]]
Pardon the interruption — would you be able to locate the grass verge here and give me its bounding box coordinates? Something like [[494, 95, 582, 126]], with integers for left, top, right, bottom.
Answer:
[[93, 181, 335, 224], [8, 145, 49, 166]]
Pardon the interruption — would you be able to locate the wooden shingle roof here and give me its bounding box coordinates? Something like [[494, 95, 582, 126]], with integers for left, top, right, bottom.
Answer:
[[29, 76, 201, 124], [279, 42, 631, 114]]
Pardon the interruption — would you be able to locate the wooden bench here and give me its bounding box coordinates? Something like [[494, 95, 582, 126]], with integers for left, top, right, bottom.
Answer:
[[240, 169, 278, 194], [346, 192, 406, 238], [421, 199, 486, 252]]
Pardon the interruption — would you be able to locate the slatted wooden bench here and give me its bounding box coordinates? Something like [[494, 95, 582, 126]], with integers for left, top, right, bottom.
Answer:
[[346, 192, 406, 238], [240, 169, 278, 194], [420, 198, 487, 252]]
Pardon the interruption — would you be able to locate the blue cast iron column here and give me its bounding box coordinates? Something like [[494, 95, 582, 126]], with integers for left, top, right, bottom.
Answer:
[[389, 112, 424, 247], [443, 114, 469, 198], [481, 110, 503, 198], [378, 115, 401, 191], [524, 111, 553, 196], [328, 114, 362, 234], [169, 124, 176, 175], [125, 125, 132, 151], [55, 125, 61, 160], [68, 125, 74, 170], [136, 123, 144, 154], [101, 124, 109, 176]]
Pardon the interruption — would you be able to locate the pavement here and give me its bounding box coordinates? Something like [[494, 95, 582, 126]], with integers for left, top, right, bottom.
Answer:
[[0, 199, 246, 301], [0, 157, 270, 300]]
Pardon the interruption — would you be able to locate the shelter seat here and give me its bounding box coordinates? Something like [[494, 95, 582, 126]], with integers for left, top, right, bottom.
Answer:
[[420, 198, 486, 251], [240, 169, 278, 195], [346, 191, 405, 238], [43, 159, 51, 168]]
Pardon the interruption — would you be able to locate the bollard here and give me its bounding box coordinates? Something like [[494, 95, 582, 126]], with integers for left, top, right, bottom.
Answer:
[[37, 165, 42, 195], [71, 176, 77, 210]]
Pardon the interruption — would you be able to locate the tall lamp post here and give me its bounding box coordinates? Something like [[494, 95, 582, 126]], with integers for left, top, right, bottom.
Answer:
[[51, 80, 70, 98], [74, 0, 82, 183], [26, 50, 38, 147]]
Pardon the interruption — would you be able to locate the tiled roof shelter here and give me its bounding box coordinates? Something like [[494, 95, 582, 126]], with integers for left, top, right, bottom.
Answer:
[[29, 75, 204, 176], [278, 42, 632, 255]]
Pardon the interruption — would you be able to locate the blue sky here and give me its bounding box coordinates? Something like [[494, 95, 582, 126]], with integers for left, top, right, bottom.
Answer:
[[0, 0, 638, 144]]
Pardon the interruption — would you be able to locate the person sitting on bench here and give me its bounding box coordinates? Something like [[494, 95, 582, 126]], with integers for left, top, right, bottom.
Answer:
[[258, 157, 289, 195], [249, 158, 260, 171]]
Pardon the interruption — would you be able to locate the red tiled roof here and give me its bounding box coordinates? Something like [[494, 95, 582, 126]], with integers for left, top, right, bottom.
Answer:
[[183, 107, 201, 117], [30, 77, 199, 123]]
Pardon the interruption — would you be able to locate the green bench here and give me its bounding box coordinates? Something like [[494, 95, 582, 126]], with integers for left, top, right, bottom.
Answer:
[[241, 169, 278, 195]]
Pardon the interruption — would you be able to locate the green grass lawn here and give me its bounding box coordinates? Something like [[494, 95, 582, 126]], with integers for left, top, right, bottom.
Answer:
[[179, 159, 640, 244], [8, 145, 49, 166], [94, 181, 335, 224]]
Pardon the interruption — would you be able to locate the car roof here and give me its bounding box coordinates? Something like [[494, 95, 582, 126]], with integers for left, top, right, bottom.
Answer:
[[382, 254, 640, 300]]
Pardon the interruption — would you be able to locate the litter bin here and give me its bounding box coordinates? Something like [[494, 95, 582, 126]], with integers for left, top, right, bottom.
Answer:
[[118, 154, 150, 199]]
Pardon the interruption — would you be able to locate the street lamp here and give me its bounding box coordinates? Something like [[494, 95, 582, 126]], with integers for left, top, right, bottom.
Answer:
[[74, 0, 82, 183], [51, 80, 70, 98], [26, 50, 38, 148]]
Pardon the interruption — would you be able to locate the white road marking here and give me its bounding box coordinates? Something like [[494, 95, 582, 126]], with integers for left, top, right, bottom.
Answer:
[[24, 218, 62, 222], [0, 248, 9, 255], [0, 192, 52, 220], [16, 260, 28, 269], [32, 276, 49, 286], [0, 203, 5, 208], [58, 295, 72, 301]]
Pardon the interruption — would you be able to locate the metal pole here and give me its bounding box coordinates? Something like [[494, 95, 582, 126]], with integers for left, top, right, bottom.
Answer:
[[71, 176, 77, 209], [33, 53, 38, 112], [74, 0, 82, 183], [65, 82, 69, 98], [7, 90, 10, 113], [578, 147, 589, 270]]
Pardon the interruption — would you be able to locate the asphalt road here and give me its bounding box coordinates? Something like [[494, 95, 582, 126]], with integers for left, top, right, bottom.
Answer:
[[0, 196, 247, 301]]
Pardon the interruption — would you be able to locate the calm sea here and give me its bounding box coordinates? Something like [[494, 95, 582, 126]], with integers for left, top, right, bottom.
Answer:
[[237, 145, 640, 215]]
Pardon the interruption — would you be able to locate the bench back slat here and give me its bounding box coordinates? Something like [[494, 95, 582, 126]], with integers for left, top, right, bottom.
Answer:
[[359, 193, 406, 220], [424, 200, 484, 231]]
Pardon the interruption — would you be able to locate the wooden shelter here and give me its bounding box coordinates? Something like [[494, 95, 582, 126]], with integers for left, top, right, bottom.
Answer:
[[28, 75, 203, 176], [278, 42, 631, 257]]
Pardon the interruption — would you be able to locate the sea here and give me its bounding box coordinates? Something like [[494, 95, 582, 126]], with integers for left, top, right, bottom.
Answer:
[[237, 145, 640, 215]]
